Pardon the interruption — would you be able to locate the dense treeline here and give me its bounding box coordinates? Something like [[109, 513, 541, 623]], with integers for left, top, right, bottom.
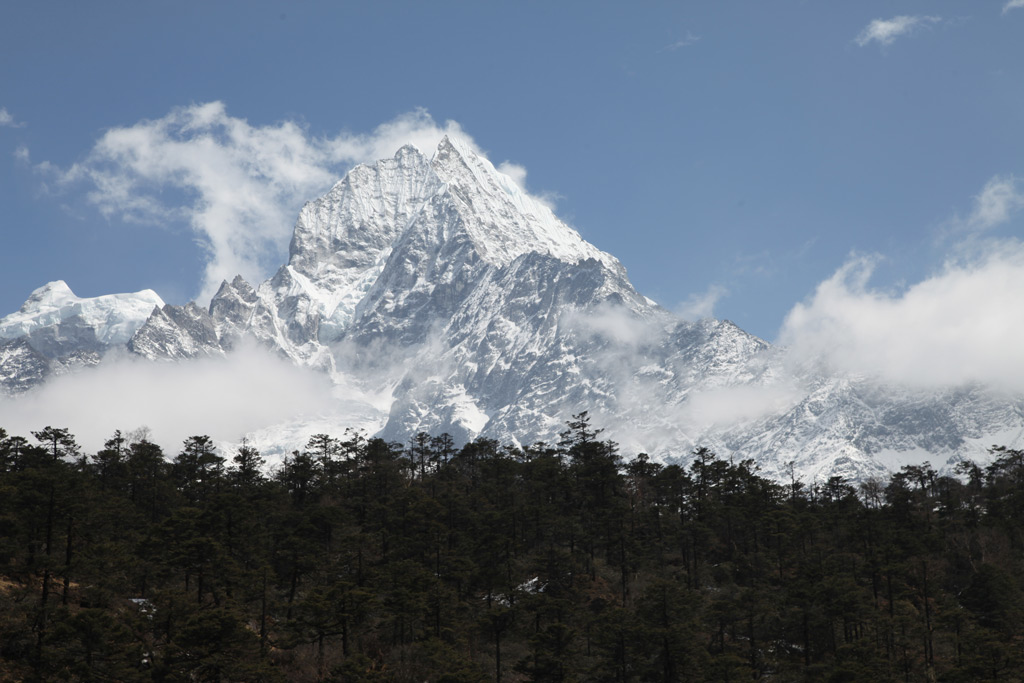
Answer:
[[1, 415, 1023, 681]]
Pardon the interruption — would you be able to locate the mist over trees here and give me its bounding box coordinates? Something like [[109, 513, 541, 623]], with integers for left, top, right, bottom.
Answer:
[[2, 415, 1023, 681]]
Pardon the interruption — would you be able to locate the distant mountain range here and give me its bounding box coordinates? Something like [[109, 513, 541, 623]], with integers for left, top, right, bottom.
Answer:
[[3, 137, 1022, 481]]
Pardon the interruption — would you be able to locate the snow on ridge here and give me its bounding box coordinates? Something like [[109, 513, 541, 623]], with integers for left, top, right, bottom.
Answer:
[[0, 280, 165, 348], [429, 135, 622, 273]]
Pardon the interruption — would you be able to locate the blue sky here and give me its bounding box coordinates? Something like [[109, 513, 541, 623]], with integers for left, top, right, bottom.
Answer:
[[1, 0, 1023, 343]]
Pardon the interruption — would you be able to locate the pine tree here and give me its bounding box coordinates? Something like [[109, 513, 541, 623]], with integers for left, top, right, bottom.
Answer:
[[174, 435, 225, 504]]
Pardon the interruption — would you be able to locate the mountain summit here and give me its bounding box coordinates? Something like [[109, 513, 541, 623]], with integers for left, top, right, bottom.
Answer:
[[2, 138, 1022, 481]]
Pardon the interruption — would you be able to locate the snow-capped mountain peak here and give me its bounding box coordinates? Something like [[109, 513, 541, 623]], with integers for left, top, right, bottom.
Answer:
[[21, 280, 76, 310], [2, 139, 1023, 483], [0, 280, 163, 356], [428, 135, 620, 272]]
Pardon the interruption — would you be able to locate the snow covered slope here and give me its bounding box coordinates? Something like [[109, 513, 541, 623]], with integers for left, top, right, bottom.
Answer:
[[0, 281, 163, 390], [0, 280, 163, 355], [2, 138, 1022, 482]]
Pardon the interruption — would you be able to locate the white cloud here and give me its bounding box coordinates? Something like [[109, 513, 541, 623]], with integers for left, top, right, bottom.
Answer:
[[778, 245, 1024, 389], [676, 284, 727, 321], [1004, 0, 1024, 13], [855, 15, 940, 47], [46, 104, 475, 303], [680, 383, 801, 427], [662, 31, 701, 51], [561, 302, 669, 348], [496, 161, 528, 190], [13, 146, 29, 163], [0, 107, 24, 127], [496, 160, 560, 210], [0, 342, 340, 455], [967, 175, 1024, 229]]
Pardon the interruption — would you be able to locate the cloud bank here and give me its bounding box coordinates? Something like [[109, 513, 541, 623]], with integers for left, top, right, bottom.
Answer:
[[776, 172, 1024, 390], [44, 105, 477, 303], [679, 383, 801, 428], [778, 246, 1024, 390], [855, 16, 940, 47], [1004, 0, 1024, 14], [0, 343, 340, 455]]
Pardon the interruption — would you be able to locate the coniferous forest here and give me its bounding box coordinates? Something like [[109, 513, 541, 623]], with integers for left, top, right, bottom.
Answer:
[[2, 414, 1024, 682]]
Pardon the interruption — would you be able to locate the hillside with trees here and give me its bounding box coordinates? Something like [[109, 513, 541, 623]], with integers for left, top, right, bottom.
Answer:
[[1, 414, 1022, 681]]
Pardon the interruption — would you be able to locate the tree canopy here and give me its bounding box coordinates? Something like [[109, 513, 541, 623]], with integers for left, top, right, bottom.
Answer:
[[1, 421, 1022, 681]]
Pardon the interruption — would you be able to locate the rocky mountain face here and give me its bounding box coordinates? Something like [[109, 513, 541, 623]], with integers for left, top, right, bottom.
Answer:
[[2, 137, 1022, 481]]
